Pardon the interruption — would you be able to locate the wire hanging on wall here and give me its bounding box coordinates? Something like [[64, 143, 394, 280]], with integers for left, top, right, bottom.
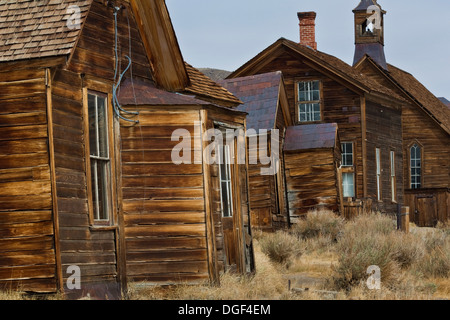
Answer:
[[110, 4, 139, 124]]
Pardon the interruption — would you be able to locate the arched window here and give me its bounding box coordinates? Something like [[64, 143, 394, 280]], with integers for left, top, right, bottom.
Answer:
[[410, 144, 421, 189]]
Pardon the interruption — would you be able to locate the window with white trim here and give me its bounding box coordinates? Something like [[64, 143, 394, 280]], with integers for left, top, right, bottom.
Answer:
[[376, 148, 381, 201], [297, 80, 321, 122], [341, 142, 354, 167], [342, 172, 355, 198], [410, 144, 421, 189], [88, 93, 112, 222], [390, 151, 396, 202]]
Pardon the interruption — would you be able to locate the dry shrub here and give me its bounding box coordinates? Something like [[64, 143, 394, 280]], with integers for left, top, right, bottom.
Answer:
[[290, 209, 344, 241], [413, 228, 450, 278], [259, 231, 303, 267], [331, 213, 402, 291]]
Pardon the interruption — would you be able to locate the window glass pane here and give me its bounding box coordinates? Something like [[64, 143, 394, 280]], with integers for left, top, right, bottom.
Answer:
[[97, 97, 108, 158], [219, 145, 233, 217], [342, 173, 355, 198], [90, 159, 98, 220], [97, 161, 109, 220], [88, 94, 98, 157]]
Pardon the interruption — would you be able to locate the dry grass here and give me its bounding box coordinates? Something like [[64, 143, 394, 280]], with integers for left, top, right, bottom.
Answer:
[[2, 210, 449, 301]]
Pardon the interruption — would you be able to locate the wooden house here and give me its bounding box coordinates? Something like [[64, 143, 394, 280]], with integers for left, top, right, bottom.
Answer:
[[0, 0, 254, 298], [283, 123, 343, 222], [352, 1, 450, 226], [219, 72, 292, 231], [228, 11, 406, 219]]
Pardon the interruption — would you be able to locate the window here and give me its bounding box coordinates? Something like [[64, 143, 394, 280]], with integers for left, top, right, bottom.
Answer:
[[342, 172, 355, 198], [87, 93, 112, 222], [219, 144, 233, 218], [390, 151, 396, 202], [341, 142, 354, 167], [376, 148, 381, 201], [410, 144, 421, 189], [297, 80, 321, 122]]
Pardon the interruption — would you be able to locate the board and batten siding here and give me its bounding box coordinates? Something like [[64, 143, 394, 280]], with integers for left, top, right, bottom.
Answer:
[[0, 68, 57, 292], [120, 108, 210, 283]]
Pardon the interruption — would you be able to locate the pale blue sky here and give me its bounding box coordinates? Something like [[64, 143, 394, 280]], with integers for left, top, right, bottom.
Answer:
[[166, 0, 450, 98]]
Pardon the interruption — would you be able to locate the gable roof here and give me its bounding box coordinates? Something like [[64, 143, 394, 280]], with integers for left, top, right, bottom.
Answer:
[[184, 63, 242, 107], [0, 0, 91, 62], [387, 64, 450, 134], [284, 123, 338, 151], [356, 55, 450, 135], [219, 71, 283, 131], [229, 38, 404, 103]]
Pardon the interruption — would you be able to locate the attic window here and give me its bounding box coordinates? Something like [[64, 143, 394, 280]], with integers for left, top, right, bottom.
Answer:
[[297, 80, 321, 123]]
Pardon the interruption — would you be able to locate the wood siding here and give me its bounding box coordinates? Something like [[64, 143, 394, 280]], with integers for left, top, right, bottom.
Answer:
[[284, 149, 340, 222], [0, 69, 57, 292], [365, 101, 403, 213], [120, 108, 210, 283]]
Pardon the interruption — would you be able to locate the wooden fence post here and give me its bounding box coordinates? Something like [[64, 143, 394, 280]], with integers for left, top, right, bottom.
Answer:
[[399, 206, 410, 233]]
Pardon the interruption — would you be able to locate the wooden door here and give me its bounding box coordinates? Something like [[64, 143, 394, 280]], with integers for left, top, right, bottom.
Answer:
[[415, 196, 438, 227]]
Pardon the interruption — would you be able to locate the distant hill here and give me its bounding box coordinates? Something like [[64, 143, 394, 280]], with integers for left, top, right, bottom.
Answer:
[[438, 97, 450, 108], [198, 68, 232, 82]]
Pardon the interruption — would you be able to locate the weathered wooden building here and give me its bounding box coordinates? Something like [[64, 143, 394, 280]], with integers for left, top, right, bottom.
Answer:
[[283, 123, 343, 222], [0, 0, 254, 298], [228, 12, 405, 219], [352, 0, 450, 226], [219, 72, 292, 231]]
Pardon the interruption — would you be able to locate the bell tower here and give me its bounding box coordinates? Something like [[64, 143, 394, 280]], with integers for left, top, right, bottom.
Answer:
[[352, 0, 387, 69]]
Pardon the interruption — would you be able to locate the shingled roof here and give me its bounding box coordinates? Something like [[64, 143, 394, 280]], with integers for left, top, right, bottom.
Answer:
[[219, 71, 283, 131], [386, 64, 450, 135], [0, 0, 91, 62], [184, 63, 242, 107], [229, 38, 405, 103]]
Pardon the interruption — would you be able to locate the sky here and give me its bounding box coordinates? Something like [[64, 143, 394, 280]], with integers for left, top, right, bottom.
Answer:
[[165, 0, 450, 99]]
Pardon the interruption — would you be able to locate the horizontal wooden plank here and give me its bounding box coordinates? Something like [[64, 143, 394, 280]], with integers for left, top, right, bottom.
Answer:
[[0, 79, 46, 100], [0, 152, 49, 169], [126, 236, 207, 251], [0, 211, 52, 225], [0, 220, 54, 238], [122, 163, 203, 176], [0, 166, 50, 183], [123, 199, 205, 213], [122, 187, 204, 200], [0, 69, 46, 83], [0, 112, 47, 128], [122, 175, 203, 188], [124, 212, 206, 225], [126, 260, 208, 276], [125, 224, 206, 238], [0, 264, 55, 281], [0, 235, 54, 253], [59, 239, 116, 253], [0, 278, 57, 293], [0, 94, 46, 115], [0, 180, 51, 196], [120, 125, 196, 139], [0, 139, 48, 155], [60, 252, 116, 265], [0, 250, 56, 266], [0, 125, 48, 141], [0, 194, 52, 211], [126, 249, 207, 263]]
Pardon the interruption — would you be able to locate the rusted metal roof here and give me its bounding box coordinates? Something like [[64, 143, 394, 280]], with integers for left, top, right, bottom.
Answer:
[[117, 77, 209, 106], [0, 0, 92, 62], [284, 123, 338, 151], [219, 71, 282, 131]]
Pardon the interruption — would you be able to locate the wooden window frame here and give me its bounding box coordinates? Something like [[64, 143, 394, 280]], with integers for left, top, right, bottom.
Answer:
[[390, 150, 397, 203], [83, 85, 117, 227], [295, 79, 323, 124], [408, 142, 423, 190], [376, 147, 382, 202], [341, 141, 356, 199]]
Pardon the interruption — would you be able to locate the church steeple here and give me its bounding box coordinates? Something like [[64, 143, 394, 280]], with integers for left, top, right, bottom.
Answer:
[[352, 0, 387, 70]]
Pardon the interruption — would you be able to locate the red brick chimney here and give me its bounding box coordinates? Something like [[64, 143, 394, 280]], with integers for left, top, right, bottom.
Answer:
[[298, 12, 317, 50]]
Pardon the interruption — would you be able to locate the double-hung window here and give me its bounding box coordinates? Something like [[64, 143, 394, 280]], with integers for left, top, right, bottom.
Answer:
[[341, 142, 355, 198], [390, 151, 396, 202], [410, 144, 421, 189], [219, 144, 233, 218], [376, 148, 382, 201], [87, 92, 112, 223], [297, 80, 321, 123]]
